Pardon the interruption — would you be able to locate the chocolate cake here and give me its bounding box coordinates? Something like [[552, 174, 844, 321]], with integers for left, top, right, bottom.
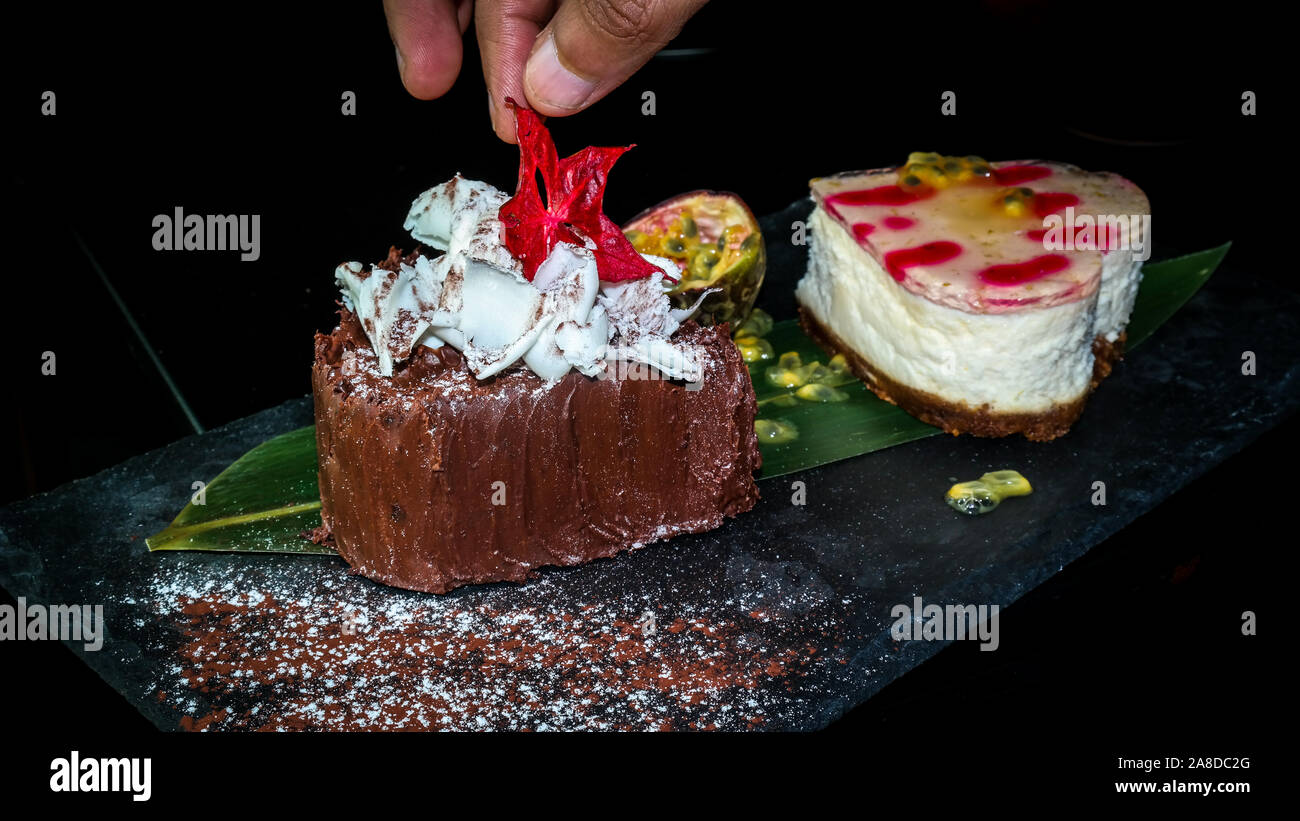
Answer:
[[310, 105, 763, 593], [312, 309, 760, 594]]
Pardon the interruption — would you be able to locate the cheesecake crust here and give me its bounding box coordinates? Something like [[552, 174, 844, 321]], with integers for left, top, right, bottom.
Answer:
[[798, 306, 1125, 442], [1090, 331, 1126, 388]]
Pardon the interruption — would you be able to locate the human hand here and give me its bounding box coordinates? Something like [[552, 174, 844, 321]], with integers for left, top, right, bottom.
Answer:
[[383, 0, 708, 142]]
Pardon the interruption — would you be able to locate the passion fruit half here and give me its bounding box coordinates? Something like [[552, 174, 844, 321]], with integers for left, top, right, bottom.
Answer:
[[623, 191, 766, 327]]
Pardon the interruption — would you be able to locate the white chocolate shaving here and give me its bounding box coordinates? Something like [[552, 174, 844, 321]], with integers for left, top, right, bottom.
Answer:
[[339, 177, 717, 382]]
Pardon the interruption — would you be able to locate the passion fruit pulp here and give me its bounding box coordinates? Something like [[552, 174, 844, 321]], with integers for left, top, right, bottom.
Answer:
[[623, 191, 766, 327]]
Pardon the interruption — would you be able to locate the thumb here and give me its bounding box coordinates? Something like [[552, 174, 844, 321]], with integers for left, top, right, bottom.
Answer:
[[523, 0, 707, 115]]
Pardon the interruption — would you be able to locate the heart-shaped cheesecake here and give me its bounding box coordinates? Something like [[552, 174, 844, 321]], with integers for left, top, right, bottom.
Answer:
[[796, 153, 1151, 441]]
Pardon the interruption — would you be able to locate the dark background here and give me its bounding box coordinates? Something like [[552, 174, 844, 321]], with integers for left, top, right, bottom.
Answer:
[[3, 0, 1283, 796]]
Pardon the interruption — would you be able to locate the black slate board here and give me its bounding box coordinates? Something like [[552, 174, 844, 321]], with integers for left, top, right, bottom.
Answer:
[[2, 203, 1296, 731]]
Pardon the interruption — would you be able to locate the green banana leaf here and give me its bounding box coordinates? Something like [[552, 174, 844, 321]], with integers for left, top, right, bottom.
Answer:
[[147, 426, 330, 554], [146, 243, 1231, 554], [1126, 244, 1229, 348], [750, 243, 1232, 476]]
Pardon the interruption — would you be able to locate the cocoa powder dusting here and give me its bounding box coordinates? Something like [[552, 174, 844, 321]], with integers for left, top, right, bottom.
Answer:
[[132, 559, 847, 731]]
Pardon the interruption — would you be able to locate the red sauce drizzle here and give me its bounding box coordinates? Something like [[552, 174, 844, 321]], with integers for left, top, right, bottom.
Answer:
[[828, 185, 933, 207], [978, 254, 1070, 286], [1032, 192, 1079, 218], [1029, 222, 1124, 251], [993, 165, 1052, 185], [882, 216, 914, 230], [851, 222, 875, 241], [883, 241, 963, 282]]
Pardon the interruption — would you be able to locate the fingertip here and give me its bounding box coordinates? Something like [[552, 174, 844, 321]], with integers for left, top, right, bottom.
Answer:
[[398, 36, 463, 99], [495, 120, 519, 144], [474, 2, 549, 142], [385, 0, 465, 99], [523, 31, 598, 116], [522, 0, 707, 115], [488, 96, 519, 144]]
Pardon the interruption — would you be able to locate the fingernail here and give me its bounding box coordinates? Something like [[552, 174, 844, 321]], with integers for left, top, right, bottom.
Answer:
[[394, 44, 406, 80], [525, 33, 596, 111]]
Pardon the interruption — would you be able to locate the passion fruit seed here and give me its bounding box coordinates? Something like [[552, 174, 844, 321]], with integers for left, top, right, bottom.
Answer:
[[737, 338, 774, 363], [754, 418, 799, 445], [733, 307, 774, 339], [625, 193, 766, 326], [980, 470, 1033, 494], [795, 383, 849, 402], [688, 247, 721, 280], [766, 368, 804, 389], [946, 469, 1033, 516], [801, 362, 835, 385], [997, 186, 1035, 218], [766, 346, 860, 393], [898, 152, 994, 190], [947, 481, 1000, 515]]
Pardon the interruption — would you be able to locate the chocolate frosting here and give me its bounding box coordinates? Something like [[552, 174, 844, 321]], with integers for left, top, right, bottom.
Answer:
[[312, 310, 761, 593]]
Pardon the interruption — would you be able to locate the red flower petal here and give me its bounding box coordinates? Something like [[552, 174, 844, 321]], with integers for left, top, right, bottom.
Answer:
[[499, 99, 659, 282]]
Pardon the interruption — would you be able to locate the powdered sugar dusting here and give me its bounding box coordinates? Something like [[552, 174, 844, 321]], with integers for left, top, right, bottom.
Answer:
[[132, 553, 848, 731]]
